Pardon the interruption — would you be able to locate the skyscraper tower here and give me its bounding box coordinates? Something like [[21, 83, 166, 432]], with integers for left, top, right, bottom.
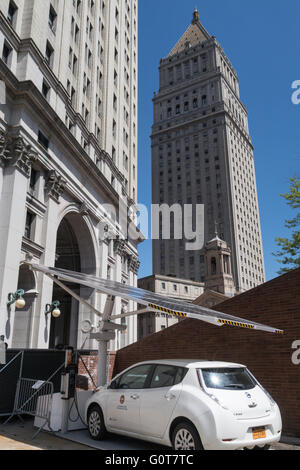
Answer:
[[151, 8, 265, 292]]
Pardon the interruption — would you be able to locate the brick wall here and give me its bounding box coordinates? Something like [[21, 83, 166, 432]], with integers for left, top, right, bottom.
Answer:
[[77, 351, 116, 390], [113, 269, 300, 438]]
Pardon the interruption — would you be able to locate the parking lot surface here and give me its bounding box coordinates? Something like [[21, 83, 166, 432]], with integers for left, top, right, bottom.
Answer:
[[0, 418, 299, 451]]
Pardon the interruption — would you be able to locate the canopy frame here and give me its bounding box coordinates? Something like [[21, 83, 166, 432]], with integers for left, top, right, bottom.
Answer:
[[22, 262, 283, 387]]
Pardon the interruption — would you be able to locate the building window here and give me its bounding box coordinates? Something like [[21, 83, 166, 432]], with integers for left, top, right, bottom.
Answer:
[[48, 5, 57, 33], [45, 41, 54, 68], [24, 212, 35, 240], [42, 80, 50, 100], [29, 168, 38, 194], [2, 41, 12, 65], [211, 257, 217, 276], [38, 131, 49, 150], [7, 1, 17, 26]]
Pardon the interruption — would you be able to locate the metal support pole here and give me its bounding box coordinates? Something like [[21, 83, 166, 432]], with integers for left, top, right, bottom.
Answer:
[[44, 273, 104, 318], [60, 348, 73, 434], [97, 340, 109, 387], [111, 308, 155, 321], [97, 296, 115, 387]]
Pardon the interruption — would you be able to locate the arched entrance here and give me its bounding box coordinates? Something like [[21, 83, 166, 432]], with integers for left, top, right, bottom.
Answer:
[[49, 212, 97, 349]]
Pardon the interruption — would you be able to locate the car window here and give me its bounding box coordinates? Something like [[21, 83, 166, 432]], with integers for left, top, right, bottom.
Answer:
[[174, 367, 188, 385], [200, 368, 257, 391], [150, 365, 186, 389], [118, 364, 152, 390]]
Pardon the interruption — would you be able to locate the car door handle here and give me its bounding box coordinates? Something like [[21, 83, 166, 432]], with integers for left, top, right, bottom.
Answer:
[[165, 393, 176, 401], [130, 394, 140, 400]]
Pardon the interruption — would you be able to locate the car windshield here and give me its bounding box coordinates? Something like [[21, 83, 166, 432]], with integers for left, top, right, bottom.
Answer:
[[200, 368, 257, 391]]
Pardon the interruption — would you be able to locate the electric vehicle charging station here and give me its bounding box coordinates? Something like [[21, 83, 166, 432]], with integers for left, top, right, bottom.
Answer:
[[23, 261, 283, 437]]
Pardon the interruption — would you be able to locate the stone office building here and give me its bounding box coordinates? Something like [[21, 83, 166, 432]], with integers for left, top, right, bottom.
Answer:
[[0, 0, 142, 351], [152, 9, 265, 293]]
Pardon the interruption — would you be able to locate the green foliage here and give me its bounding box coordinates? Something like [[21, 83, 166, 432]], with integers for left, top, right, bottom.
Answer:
[[274, 177, 300, 274]]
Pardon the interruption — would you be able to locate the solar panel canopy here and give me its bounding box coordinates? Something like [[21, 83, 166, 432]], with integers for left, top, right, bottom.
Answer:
[[28, 264, 284, 335]]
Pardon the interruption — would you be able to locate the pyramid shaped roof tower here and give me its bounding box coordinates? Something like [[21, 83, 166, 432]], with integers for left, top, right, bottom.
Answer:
[[168, 8, 211, 57]]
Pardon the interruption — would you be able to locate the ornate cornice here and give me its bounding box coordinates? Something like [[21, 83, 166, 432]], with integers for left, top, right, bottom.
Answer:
[[0, 129, 37, 176], [0, 129, 11, 166], [128, 254, 140, 275], [114, 239, 127, 257], [12, 135, 38, 176], [113, 240, 140, 274], [45, 169, 67, 202]]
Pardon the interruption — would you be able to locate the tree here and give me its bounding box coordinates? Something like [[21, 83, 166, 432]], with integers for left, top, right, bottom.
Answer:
[[274, 177, 300, 274]]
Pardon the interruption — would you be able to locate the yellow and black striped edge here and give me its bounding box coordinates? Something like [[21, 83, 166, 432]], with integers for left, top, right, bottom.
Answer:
[[149, 303, 187, 318], [217, 319, 255, 329], [148, 304, 284, 335], [217, 319, 284, 334]]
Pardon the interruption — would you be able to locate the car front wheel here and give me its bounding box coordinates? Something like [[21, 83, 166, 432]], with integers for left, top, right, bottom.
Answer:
[[172, 422, 203, 450], [87, 405, 107, 441]]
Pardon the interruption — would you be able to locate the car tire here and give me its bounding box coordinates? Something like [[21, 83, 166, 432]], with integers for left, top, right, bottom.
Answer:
[[87, 404, 107, 441], [172, 422, 203, 450]]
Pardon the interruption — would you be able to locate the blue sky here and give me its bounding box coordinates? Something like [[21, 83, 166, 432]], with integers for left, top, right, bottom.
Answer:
[[137, 0, 300, 281]]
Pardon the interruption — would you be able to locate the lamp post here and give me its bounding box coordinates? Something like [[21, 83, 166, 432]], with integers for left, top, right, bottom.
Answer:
[[45, 301, 61, 318], [7, 290, 26, 309]]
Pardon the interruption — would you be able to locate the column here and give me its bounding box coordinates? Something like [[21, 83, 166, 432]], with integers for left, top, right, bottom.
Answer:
[[0, 133, 37, 346], [34, 170, 66, 349]]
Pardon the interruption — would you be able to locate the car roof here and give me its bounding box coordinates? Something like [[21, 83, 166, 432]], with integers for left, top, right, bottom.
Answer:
[[128, 359, 246, 369]]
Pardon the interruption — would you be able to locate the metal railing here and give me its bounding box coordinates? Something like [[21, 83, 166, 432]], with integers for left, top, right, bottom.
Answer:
[[5, 378, 54, 438]]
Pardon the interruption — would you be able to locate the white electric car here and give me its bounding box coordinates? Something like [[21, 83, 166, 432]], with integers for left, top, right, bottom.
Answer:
[[85, 360, 282, 450]]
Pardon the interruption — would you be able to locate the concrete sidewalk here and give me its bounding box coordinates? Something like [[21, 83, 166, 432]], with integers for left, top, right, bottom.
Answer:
[[0, 418, 93, 450]]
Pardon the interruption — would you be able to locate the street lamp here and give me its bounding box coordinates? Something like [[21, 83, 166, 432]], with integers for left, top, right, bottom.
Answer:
[[45, 301, 61, 318], [7, 290, 26, 309]]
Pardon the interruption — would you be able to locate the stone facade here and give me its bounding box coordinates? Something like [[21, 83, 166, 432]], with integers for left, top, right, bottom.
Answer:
[[137, 274, 204, 339], [0, 0, 141, 351], [151, 9, 265, 293], [204, 234, 236, 297]]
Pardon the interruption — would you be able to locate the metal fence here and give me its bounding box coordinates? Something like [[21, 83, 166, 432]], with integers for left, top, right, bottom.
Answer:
[[0, 349, 97, 439], [5, 378, 54, 438], [0, 350, 65, 416]]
